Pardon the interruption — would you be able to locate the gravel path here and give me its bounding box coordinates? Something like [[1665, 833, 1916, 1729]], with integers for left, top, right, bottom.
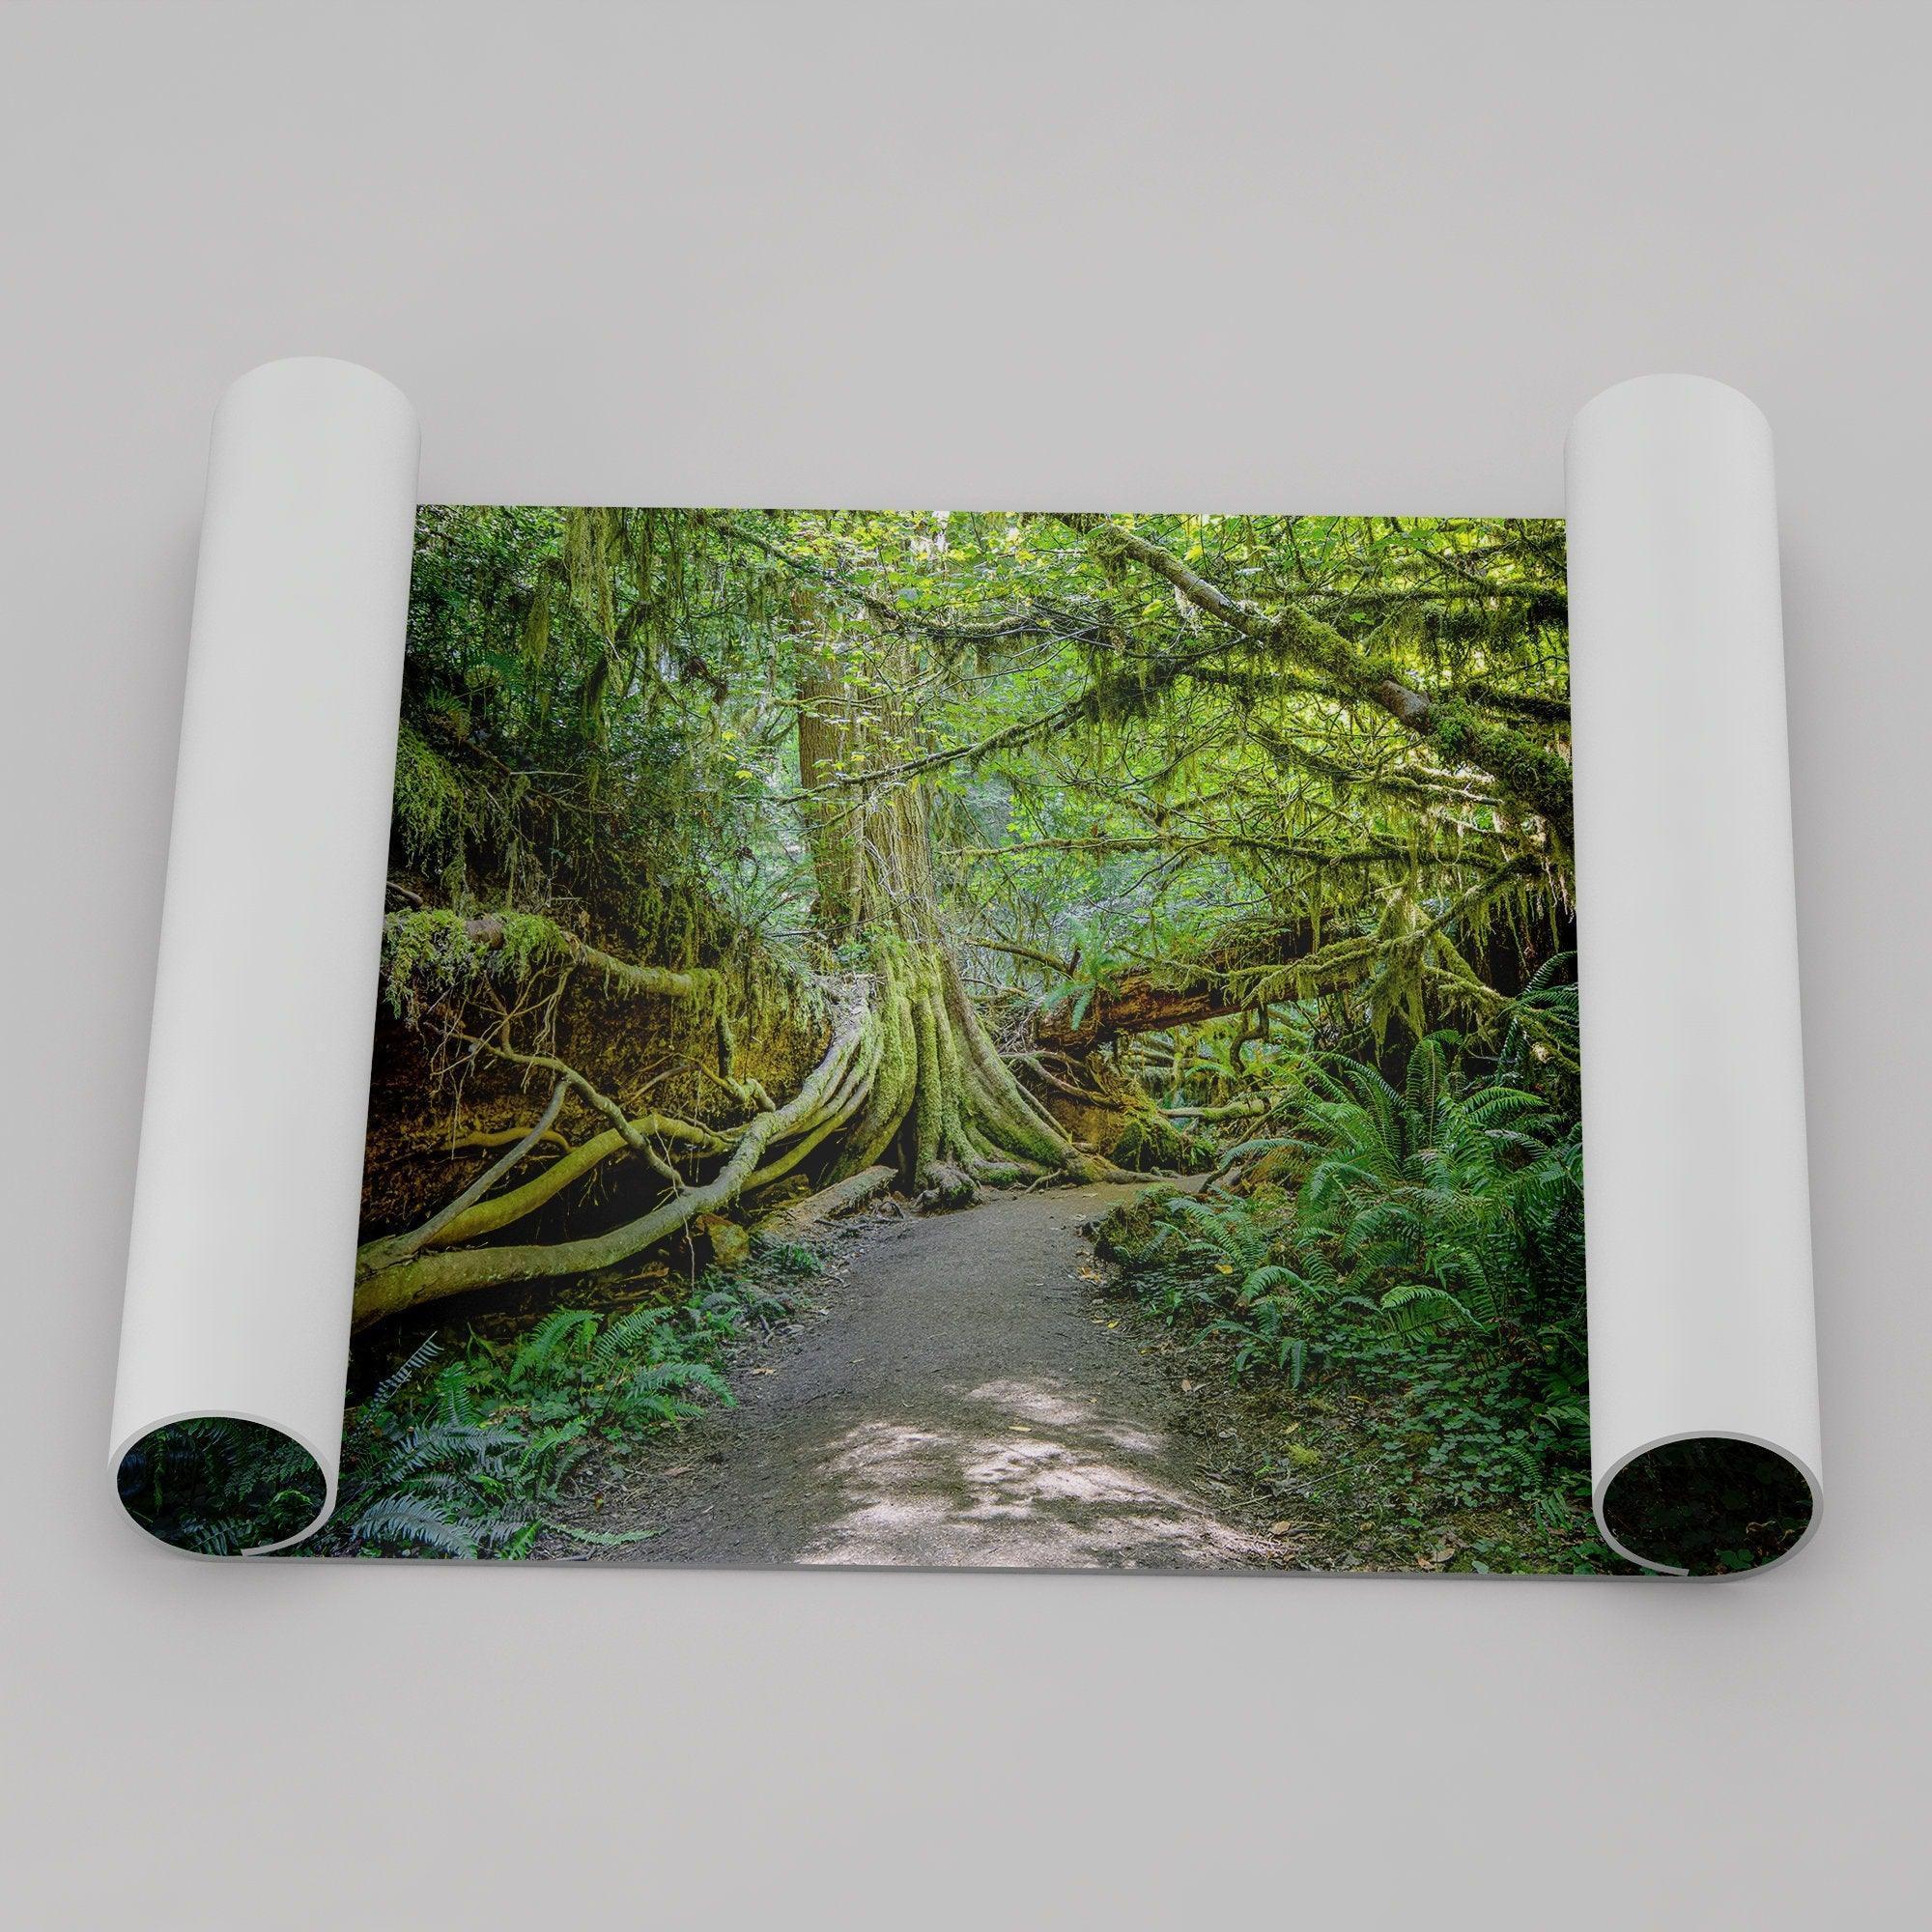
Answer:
[[575, 1181, 1285, 1570]]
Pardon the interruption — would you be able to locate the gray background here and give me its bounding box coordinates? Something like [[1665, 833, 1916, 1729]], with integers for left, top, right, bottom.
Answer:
[[3, 4, 1926, 1925]]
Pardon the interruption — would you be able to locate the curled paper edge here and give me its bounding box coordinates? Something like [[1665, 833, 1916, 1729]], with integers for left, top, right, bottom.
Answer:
[[109, 358, 419, 1554], [1568, 375, 1822, 1577]]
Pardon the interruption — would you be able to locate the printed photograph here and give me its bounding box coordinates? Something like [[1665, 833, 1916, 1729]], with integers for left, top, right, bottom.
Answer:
[[130, 507, 1612, 1570]]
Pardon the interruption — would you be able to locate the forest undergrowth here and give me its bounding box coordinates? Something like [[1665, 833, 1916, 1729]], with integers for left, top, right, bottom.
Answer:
[[307, 1244, 826, 1557], [1094, 1013, 1623, 1574]]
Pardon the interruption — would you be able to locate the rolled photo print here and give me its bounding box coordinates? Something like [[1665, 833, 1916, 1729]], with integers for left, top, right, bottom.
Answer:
[[110, 369, 1819, 1574]]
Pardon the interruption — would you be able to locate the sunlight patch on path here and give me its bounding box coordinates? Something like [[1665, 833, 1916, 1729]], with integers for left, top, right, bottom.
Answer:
[[797, 1375, 1276, 1569]]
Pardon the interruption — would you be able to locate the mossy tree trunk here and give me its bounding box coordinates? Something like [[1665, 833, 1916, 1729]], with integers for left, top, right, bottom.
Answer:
[[352, 633, 1110, 1332], [794, 626, 1102, 1197]]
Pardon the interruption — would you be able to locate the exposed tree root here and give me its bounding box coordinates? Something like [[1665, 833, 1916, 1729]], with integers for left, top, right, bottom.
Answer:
[[354, 985, 874, 1328], [916, 1162, 980, 1210], [353, 933, 1130, 1329], [354, 1082, 569, 1282]]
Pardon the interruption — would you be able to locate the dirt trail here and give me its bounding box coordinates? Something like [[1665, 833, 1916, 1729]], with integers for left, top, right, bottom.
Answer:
[[577, 1181, 1285, 1570]]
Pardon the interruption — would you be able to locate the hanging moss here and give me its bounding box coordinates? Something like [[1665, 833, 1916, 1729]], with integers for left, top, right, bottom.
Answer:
[[390, 724, 472, 872], [1427, 700, 1573, 836]]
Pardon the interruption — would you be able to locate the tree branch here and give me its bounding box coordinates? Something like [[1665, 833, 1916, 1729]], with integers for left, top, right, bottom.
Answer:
[[1057, 515, 1574, 835], [355, 1080, 568, 1278], [457, 914, 717, 1000], [699, 514, 1046, 644]]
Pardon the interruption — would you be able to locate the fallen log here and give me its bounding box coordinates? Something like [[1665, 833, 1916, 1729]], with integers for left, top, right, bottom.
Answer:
[[1030, 917, 1319, 1052], [1162, 1097, 1268, 1122], [754, 1164, 898, 1240]]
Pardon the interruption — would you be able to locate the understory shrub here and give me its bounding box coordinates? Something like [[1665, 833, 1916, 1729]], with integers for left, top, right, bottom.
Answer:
[[314, 1248, 820, 1557], [1097, 1033, 1594, 1549]]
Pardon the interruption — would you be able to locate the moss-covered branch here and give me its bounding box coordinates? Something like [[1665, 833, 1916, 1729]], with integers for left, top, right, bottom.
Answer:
[[1058, 514, 1573, 837], [382, 906, 718, 1018], [419, 1111, 726, 1249], [354, 1081, 570, 1281]]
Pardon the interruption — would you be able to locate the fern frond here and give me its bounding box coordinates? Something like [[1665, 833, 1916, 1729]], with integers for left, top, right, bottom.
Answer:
[[350, 1496, 480, 1558], [510, 1308, 598, 1383], [626, 1361, 733, 1406], [365, 1338, 442, 1417], [591, 1306, 674, 1371]]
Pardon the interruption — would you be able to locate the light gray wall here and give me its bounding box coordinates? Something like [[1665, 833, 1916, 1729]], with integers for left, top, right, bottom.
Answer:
[[3, 5, 1925, 1925]]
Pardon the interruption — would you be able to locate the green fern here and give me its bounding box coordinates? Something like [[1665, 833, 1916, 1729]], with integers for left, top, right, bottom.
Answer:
[[590, 1306, 674, 1372], [116, 1417, 327, 1554], [364, 1337, 442, 1416], [626, 1361, 734, 1406], [307, 1264, 788, 1559], [510, 1308, 598, 1383], [349, 1495, 482, 1558]]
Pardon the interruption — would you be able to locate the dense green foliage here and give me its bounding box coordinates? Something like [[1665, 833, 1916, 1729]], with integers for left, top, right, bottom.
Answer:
[[382, 506, 1573, 1054], [1601, 1438, 1813, 1576], [307, 1246, 820, 1559], [1095, 1009, 1600, 1571]]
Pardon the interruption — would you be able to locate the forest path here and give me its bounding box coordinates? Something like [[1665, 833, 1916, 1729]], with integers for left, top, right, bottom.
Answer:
[[582, 1181, 1286, 1570]]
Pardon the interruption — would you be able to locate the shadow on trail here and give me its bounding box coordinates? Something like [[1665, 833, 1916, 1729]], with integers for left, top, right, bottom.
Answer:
[[804, 1374, 1272, 1568], [588, 1181, 1286, 1572]]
